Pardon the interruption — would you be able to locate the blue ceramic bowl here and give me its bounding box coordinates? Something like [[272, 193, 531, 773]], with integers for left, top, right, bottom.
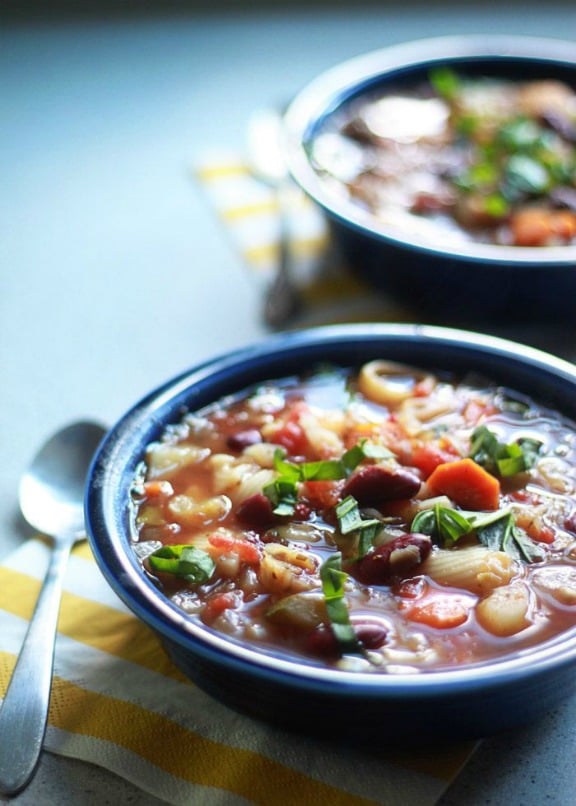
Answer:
[[85, 324, 576, 744], [283, 36, 576, 323]]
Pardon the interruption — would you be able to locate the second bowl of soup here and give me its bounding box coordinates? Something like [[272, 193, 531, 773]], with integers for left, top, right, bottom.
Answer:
[[283, 36, 576, 321]]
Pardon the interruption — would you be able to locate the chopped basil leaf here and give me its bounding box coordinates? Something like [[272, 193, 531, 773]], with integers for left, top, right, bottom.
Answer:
[[497, 117, 544, 151], [263, 450, 303, 515], [264, 441, 391, 516], [272, 451, 302, 482], [301, 458, 347, 481], [483, 193, 510, 218], [474, 511, 544, 563], [341, 443, 366, 473], [469, 426, 542, 478], [320, 553, 363, 655], [336, 495, 383, 557], [429, 66, 461, 100], [503, 154, 550, 197], [335, 495, 362, 534], [411, 503, 543, 563], [412, 502, 472, 546], [264, 477, 299, 516], [148, 545, 216, 584], [358, 441, 394, 462], [516, 437, 543, 469]]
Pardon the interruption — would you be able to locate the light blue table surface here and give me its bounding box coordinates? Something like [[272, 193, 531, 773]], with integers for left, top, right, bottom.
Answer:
[[2, 4, 576, 803]]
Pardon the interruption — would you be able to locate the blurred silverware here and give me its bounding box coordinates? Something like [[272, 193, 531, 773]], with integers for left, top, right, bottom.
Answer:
[[246, 106, 302, 329], [0, 421, 107, 796]]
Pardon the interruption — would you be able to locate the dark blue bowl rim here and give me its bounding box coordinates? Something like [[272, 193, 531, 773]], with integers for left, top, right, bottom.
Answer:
[[85, 323, 576, 696], [283, 34, 576, 267]]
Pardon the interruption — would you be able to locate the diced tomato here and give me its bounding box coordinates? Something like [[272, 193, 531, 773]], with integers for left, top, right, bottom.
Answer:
[[302, 480, 343, 509], [395, 576, 428, 600], [376, 418, 412, 462], [411, 443, 460, 478], [208, 533, 260, 564], [208, 532, 235, 551], [142, 480, 174, 498], [462, 399, 497, 426], [509, 489, 535, 504], [202, 592, 238, 623], [528, 524, 555, 544], [274, 420, 306, 455], [509, 491, 556, 544], [271, 405, 309, 455]]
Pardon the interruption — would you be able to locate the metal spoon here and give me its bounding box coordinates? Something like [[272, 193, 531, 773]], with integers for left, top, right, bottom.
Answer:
[[246, 106, 302, 329], [0, 420, 107, 796]]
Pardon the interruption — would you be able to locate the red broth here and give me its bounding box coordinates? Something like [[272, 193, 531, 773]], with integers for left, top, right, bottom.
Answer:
[[131, 362, 576, 673], [309, 72, 576, 247]]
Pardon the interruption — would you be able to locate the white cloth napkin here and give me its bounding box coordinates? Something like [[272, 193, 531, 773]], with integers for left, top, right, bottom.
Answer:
[[194, 153, 414, 328]]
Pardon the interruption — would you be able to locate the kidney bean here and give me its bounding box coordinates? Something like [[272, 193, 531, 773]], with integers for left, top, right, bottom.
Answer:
[[342, 464, 421, 506], [226, 428, 263, 452], [351, 533, 432, 585], [564, 509, 576, 534], [306, 620, 388, 656], [353, 619, 388, 650], [305, 625, 338, 657], [236, 493, 275, 528]]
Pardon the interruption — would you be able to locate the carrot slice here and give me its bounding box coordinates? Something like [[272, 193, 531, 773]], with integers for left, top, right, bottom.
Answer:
[[407, 595, 471, 629], [426, 457, 500, 511]]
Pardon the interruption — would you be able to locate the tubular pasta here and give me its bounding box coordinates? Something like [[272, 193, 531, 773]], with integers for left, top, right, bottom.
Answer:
[[421, 546, 516, 595]]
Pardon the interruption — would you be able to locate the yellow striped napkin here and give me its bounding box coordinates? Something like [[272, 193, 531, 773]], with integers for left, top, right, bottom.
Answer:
[[194, 154, 414, 328], [0, 537, 477, 805]]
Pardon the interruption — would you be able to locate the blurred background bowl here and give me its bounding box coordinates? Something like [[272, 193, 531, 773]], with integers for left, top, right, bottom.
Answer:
[[85, 323, 576, 745], [283, 36, 576, 323]]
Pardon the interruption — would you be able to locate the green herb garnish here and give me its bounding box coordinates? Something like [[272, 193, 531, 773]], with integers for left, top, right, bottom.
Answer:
[[429, 66, 461, 100], [412, 502, 472, 545], [474, 510, 544, 563], [469, 425, 542, 478], [148, 545, 216, 584], [503, 154, 550, 198], [319, 553, 363, 655], [336, 495, 383, 557], [411, 502, 543, 562], [263, 440, 392, 516], [427, 66, 576, 209]]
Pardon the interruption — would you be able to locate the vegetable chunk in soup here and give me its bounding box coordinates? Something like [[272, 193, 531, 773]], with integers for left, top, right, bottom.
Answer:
[[310, 70, 576, 247], [132, 361, 576, 673]]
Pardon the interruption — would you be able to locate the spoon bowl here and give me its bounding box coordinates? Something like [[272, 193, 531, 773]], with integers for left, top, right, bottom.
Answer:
[[19, 423, 104, 537], [0, 421, 107, 796]]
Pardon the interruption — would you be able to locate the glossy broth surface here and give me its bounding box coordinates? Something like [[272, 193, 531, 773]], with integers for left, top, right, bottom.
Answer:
[[132, 362, 576, 673]]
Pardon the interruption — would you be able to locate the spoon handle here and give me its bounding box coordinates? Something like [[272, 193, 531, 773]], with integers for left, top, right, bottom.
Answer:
[[263, 180, 302, 329], [0, 534, 74, 795]]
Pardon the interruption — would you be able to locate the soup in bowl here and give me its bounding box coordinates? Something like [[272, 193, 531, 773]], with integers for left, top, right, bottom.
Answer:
[[283, 36, 576, 321], [85, 325, 576, 742]]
